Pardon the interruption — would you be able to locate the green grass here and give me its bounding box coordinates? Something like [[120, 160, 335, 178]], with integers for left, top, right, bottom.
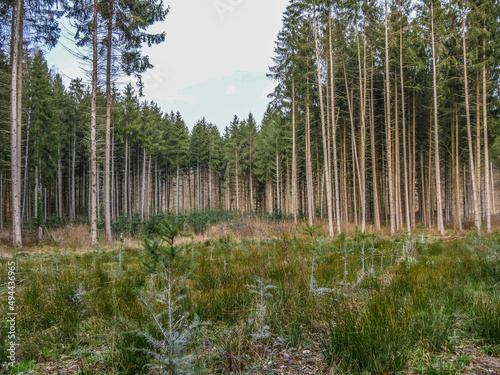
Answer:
[[0, 232, 498, 374]]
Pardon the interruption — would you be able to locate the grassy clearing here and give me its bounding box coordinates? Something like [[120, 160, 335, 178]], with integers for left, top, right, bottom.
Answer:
[[0, 227, 499, 374]]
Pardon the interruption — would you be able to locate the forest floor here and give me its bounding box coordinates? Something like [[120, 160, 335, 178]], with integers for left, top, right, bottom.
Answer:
[[0, 220, 499, 374]]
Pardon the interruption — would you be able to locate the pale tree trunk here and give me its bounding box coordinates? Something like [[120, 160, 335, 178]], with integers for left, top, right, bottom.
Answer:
[[21, 115, 29, 221], [124, 137, 128, 218], [89, 0, 99, 246], [431, 1, 445, 236], [292, 78, 298, 224], [357, 21, 367, 233], [344, 68, 361, 226], [249, 158, 253, 211], [305, 85, 314, 225], [476, 72, 482, 222], [58, 157, 62, 217], [70, 124, 76, 221], [276, 151, 280, 212], [111, 129, 115, 218], [394, 73, 401, 229], [141, 149, 146, 220], [411, 92, 416, 228], [10, 0, 23, 248], [455, 110, 463, 230], [314, 7, 334, 236], [385, 0, 395, 236], [483, 40, 491, 233], [176, 164, 180, 214], [329, 13, 341, 233], [462, 11, 481, 233], [400, 13, 411, 234], [146, 155, 151, 219], [104, 0, 113, 243], [490, 162, 495, 215], [235, 151, 239, 211], [370, 56, 381, 231]]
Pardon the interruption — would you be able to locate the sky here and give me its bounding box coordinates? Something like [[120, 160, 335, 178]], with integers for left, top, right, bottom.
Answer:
[[46, 0, 290, 131]]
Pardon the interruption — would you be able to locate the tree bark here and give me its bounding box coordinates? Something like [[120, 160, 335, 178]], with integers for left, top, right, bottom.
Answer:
[[483, 40, 491, 233], [89, 0, 99, 246], [400, 12, 411, 234], [385, 0, 395, 236], [104, 0, 114, 243], [10, 0, 23, 248], [431, 1, 445, 235], [314, 6, 334, 236], [462, 10, 481, 233]]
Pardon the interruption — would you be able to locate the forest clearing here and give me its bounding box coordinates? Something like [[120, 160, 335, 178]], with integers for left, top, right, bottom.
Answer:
[[0, 216, 499, 374], [1, 0, 500, 373]]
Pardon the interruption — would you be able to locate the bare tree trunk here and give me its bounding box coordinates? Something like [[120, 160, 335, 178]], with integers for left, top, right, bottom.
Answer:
[[400, 14, 411, 234], [370, 58, 380, 231], [292, 78, 298, 224], [141, 149, 146, 220], [462, 10, 481, 233], [103, 0, 114, 243], [124, 137, 128, 218], [483, 40, 491, 233], [431, 1, 445, 235], [356, 20, 366, 233], [455, 110, 463, 230], [71, 124, 76, 221], [58, 157, 62, 217], [10, 0, 23, 248], [305, 85, 314, 225], [89, 0, 99, 246], [328, 13, 341, 233], [21, 115, 30, 221], [385, 0, 395, 236], [314, 6, 334, 236]]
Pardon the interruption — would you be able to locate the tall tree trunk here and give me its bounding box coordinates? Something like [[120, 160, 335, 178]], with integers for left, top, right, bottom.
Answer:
[[276, 151, 280, 213], [400, 14, 411, 234], [176, 163, 180, 214], [292, 77, 298, 224], [483, 40, 491, 233], [462, 10, 481, 233], [124, 137, 128, 218], [21, 115, 29, 221], [104, 0, 114, 243], [431, 1, 444, 236], [314, 6, 334, 236], [89, 0, 98, 246], [141, 148, 146, 220], [328, 12, 341, 233], [235, 151, 239, 211], [70, 123, 76, 221], [455, 110, 463, 230], [357, 20, 367, 233], [385, 0, 395, 235], [10, 0, 23, 248], [370, 58, 380, 231], [58, 157, 62, 218], [306, 84, 314, 225]]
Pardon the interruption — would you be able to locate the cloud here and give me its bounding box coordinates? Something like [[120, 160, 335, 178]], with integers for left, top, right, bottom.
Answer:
[[226, 86, 236, 95]]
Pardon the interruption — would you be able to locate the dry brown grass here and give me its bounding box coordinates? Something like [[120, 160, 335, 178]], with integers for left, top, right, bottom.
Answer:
[[1, 214, 500, 254]]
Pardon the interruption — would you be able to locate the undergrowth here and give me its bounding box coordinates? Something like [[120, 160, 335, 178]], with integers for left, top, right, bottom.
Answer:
[[0, 228, 498, 374]]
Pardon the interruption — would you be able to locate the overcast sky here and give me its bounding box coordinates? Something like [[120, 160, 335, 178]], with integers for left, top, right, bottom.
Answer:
[[46, 0, 289, 130]]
